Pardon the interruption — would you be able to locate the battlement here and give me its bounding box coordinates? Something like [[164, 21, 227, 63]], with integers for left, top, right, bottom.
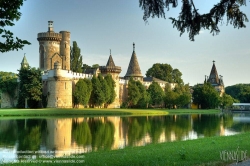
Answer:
[[42, 69, 93, 80], [99, 66, 122, 73], [37, 32, 62, 41]]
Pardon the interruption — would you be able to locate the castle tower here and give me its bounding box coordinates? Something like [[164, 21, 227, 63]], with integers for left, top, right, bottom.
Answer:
[[206, 61, 225, 96], [21, 54, 29, 68], [99, 50, 122, 108], [124, 43, 143, 81], [46, 62, 73, 108], [207, 61, 220, 85], [37, 21, 71, 71]]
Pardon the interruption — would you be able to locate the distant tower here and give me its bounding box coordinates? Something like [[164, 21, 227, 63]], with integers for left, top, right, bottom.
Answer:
[[37, 21, 70, 71], [21, 54, 29, 68], [124, 43, 143, 81], [207, 61, 225, 96], [99, 50, 122, 108]]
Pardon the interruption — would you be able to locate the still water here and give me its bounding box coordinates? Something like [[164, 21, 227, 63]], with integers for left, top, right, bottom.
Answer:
[[1, 113, 250, 162]]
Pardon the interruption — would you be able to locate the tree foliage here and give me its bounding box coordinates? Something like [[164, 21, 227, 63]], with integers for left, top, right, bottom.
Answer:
[[146, 63, 183, 84], [225, 84, 250, 103], [221, 93, 237, 109], [17, 66, 42, 108], [89, 75, 105, 107], [0, 0, 31, 52], [192, 83, 220, 109], [139, 0, 248, 41], [0, 72, 18, 107], [73, 78, 92, 108], [70, 41, 83, 73], [127, 78, 149, 108], [147, 81, 164, 107], [104, 74, 116, 108]]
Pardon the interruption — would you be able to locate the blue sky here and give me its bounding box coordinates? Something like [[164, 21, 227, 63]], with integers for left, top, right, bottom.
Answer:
[[1, 0, 250, 86]]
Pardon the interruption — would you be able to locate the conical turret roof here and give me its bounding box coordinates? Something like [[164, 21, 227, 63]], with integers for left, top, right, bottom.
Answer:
[[21, 54, 29, 68], [106, 50, 115, 67], [207, 61, 220, 85], [124, 43, 142, 78]]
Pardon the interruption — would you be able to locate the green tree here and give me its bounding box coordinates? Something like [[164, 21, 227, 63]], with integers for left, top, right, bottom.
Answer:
[[172, 69, 184, 85], [174, 84, 191, 108], [90, 75, 105, 107], [73, 78, 92, 108], [104, 74, 116, 108], [164, 83, 178, 108], [98, 74, 111, 108], [127, 78, 141, 108], [221, 93, 237, 109], [0, 0, 31, 52], [92, 64, 99, 69], [82, 64, 91, 73], [136, 80, 150, 108], [192, 83, 220, 109], [225, 84, 250, 103], [147, 81, 164, 107], [0, 72, 18, 107], [139, 0, 248, 41], [70, 41, 83, 73], [146, 63, 183, 84], [17, 66, 42, 108]]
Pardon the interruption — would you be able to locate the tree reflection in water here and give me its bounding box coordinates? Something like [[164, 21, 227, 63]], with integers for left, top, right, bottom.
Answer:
[[2, 113, 250, 159]]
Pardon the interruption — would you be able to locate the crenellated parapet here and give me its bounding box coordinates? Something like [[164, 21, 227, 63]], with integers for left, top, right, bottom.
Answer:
[[37, 32, 62, 41]]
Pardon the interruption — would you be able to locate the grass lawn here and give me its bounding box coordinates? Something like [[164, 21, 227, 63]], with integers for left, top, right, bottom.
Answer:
[[0, 108, 220, 118], [3, 132, 250, 166]]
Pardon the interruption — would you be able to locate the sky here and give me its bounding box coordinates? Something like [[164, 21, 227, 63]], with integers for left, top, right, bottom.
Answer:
[[1, 0, 250, 87]]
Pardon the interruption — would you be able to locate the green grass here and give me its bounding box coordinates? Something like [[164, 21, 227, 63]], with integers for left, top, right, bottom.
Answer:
[[3, 132, 250, 166], [0, 108, 220, 118]]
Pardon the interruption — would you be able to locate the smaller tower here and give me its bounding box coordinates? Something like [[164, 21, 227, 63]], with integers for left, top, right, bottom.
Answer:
[[207, 61, 225, 96], [124, 43, 143, 81], [21, 54, 29, 68], [99, 50, 122, 108], [48, 21, 54, 32]]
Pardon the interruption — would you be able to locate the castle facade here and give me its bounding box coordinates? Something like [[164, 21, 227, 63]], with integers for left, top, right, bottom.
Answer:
[[39, 21, 174, 108]]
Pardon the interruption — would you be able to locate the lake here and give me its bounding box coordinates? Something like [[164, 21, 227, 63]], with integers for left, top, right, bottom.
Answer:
[[1, 113, 250, 162]]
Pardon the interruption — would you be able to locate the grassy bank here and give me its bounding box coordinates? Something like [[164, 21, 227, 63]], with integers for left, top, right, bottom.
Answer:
[[3, 132, 250, 166], [83, 132, 249, 166], [0, 108, 220, 117]]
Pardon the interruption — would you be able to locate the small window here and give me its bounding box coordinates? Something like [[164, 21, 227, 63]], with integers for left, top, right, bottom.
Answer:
[[65, 82, 66, 89]]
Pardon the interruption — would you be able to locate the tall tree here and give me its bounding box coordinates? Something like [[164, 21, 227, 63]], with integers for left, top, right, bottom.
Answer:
[[104, 74, 116, 108], [174, 84, 191, 108], [98, 74, 110, 108], [192, 83, 220, 109], [17, 66, 42, 108], [0, 0, 31, 52], [164, 83, 178, 109], [73, 78, 92, 108], [127, 78, 141, 108], [146, 63, 183, 84], [70, 41, 83, 73], [147, 81, 164, 107], [89, 75, 105, 108], [136, 80, 150, 108], [139, 0, 248, 41]]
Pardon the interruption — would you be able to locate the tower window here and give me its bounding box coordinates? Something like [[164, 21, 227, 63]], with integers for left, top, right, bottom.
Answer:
[[65, 82, 66, 89], [65, 44, 66, 48]]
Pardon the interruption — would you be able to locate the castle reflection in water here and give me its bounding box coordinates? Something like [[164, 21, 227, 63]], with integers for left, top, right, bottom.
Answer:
[[1, 114, 250, 159]]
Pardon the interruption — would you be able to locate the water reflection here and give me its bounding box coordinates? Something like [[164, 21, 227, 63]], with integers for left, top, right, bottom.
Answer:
[[1, 113, 250, 162]]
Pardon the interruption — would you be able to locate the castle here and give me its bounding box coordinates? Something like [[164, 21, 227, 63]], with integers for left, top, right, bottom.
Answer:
[[0, 21, 224, 108], [37, 21, 175, 108]]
